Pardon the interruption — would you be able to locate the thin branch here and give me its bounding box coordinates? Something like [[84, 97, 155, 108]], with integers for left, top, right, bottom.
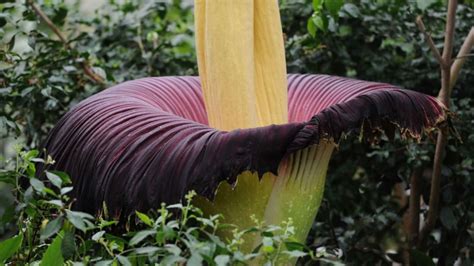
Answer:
[[408, 168, 422, 246], [27, 0, 68, 46], [26, 0, 104, 84], [450, 27, 474, 92], [419, 0, 458, 247], [441, 0, 458, 72], [416, 16, 446, 68], [452, 53, 473, 60]]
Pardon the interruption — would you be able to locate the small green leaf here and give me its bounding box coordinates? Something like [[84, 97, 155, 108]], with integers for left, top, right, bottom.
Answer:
[[343, 3, 360, 18], [116, 255, 132, 266], [416, 0, 437, 11], [61, 231, 76, 260], [46, 200, 64, 208], [214, 255, 230, 266], [41, 217, 63, 241], [24, 150, 39, 161], [165, 244, 181, 256], [312, 15, 326, 32], [40, 233, 64, 266], [338, 25, 352, 37], [49, 171, 71, 185], [134, 246, 160, 254], [312, 0, 323, 10], [129, 230, 155, 246], [324, 0, 344, 18], [46, 171, 63, 188], [284, 241, 306, 251], [30, 178, 45, 192], [284, 250, 307, 258], [411, 249, 435, 266], [92, 230, 106, 242], [262, 237, 274, 253], [440, 206, 457, 230], [0, 234, 23, 263], [95, 260, 113, 266], [307, 19, 317, 37], [61, 186, 73, 195], [135, 211, 153, 226], [66, 210, 93, 232]]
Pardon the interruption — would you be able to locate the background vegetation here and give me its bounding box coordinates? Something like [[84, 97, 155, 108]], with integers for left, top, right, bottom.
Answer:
[[1, 0, 473, 264]]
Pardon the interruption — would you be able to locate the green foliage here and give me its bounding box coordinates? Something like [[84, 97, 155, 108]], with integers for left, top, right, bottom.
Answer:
[[284, 0, 473, 97], [281, 0, 474, 264], [1, 0, 473, 265], [0, 234, 22, 263], [0, 150, 339, 265], [0, 0, 196, 147]]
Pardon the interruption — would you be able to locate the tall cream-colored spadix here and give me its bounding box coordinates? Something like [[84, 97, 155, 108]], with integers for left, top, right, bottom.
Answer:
[[194, 0, 287, 130]]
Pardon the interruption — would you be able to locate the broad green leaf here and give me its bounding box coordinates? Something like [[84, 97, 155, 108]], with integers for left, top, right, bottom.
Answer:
[[40, 233, 64, 266], [40, 217, 63, 241], [324, 0, 344, 18], [0, 234, 23, 263], [129, 230, 155, 246]]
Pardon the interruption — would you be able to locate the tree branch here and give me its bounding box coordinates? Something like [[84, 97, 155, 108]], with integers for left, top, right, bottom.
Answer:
[[450, 27, 474, 92], [26, 0, 104, 84], [416, 16, 446, 68], [418, 0, 458, 247], [408, 168, 422, 246]]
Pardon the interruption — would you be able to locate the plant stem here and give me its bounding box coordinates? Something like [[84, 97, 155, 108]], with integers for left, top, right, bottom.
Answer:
[[26, 0, 105, 84], [407, 168, 422, 246]]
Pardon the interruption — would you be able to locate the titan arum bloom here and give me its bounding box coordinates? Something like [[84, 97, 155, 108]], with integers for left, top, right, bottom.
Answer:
[[42, 0, 446, 250]]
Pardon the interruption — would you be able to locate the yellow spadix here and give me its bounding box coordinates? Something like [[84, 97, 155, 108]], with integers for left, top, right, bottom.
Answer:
[[195, 0, 288, 130]]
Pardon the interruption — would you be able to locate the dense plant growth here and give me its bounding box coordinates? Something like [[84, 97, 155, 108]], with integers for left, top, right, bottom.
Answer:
[[1, 0, 473, 265], [0, 149, 342, 264]]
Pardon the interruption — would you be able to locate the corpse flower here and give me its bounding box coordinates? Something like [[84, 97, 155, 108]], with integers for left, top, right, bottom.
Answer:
[[43, 0, 446, 248]]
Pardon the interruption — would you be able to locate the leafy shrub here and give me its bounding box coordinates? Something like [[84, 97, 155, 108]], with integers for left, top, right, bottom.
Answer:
[[0, 149, 341, 265], [1, 0, 196, 147], [1, 0, 473, 264], [281, 1, 474, 264]]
